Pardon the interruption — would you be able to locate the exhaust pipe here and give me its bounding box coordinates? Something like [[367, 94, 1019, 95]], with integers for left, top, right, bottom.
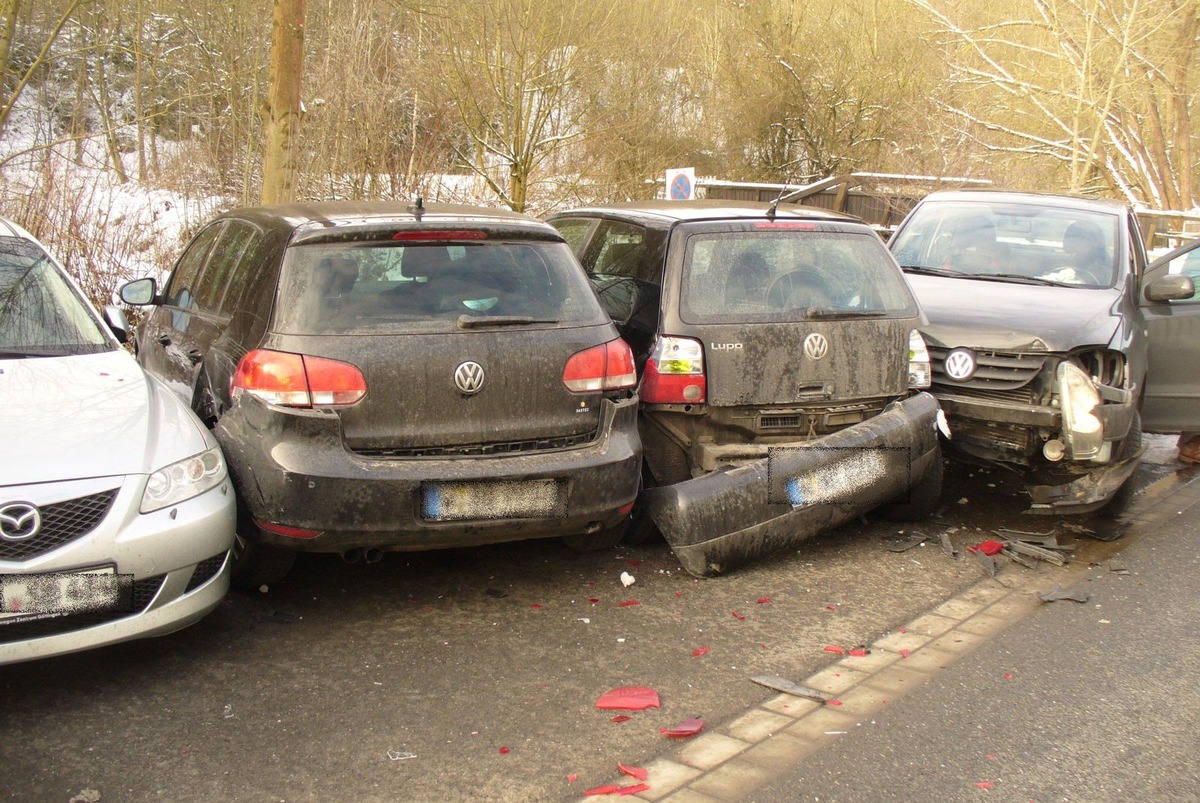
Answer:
[[363, 547, 385, 564], [341, 547, 363, 564]]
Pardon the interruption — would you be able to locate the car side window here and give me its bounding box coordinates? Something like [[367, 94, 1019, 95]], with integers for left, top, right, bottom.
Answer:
[[587, 221, 652, 282], [164, 222, 225, 312], [194, 220, 260, 317], [549, 217, 595, 255]]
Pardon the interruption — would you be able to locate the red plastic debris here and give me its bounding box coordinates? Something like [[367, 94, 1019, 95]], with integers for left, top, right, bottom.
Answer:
[[588, 598, 601, 604], [757, 597, 772, 604], [898, 625, 908, 634], [660, 717, 704, 738], [824, 604, 838, 611], [900, 648, 911, 659], [618, 599, 640, 608], [849, 648, 870, 657], [618, 763, 649, 781], [691, 646, 710, 658], [674, 591, 684, 597], [499, 746, 510, 754], [1004, 672, 1014, 680], [969, 539, 1005, 556], [530, 603, 544, 609], [732, 610, 747, 621], [824, 645, 846, 655], [617, 784, 650, 796], [826, 699, 843, 706], [595, 686, 661, 711], [609, 715, 632, 723], [976, 781, 994, 789], [583, 784, 623, 796], [568, 774, 578, 784]]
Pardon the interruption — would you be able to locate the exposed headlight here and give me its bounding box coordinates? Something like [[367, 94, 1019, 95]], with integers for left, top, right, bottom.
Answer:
[[907, 330, 931, 389], [141, 446, 227, 513], [1058, 361, 1103, 460]]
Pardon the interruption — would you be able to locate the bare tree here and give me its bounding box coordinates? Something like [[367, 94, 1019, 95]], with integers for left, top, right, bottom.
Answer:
[[260, 0, 305, 205], [0, 0, 90, 136], [909, 0, 1199, 208]]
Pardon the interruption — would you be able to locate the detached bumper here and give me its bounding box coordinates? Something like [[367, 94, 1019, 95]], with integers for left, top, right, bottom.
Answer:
[[1026, 445, 1145, 514], [643, 393, 941, 577]]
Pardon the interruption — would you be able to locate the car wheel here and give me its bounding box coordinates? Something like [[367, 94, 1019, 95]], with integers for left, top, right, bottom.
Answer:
[[882, 441, 945, 522], [561, 519, 629, 552], [230, 519, 297, 590], [1098, 412, 1142, 519]]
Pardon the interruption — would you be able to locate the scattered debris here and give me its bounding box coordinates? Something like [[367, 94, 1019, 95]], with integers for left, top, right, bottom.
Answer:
[[618, 763, 649, 781], [620, 571, 636, 588], [886, 532, 928, 552], [222, 704, 235, 719], [609, 715, 632, 723], [617, 599, 640, 608], [750, 675, 831, 703], [69, 791, 101, 803], [484, 588, 508, 598], [1037, 585, 1092, 603], [595, 687, 660, 711], [848, 647, 870, 657], [823, 645, 846, 655], [1106, 560, 1131, 575], [939, 529, 958, 558], [732, 610, 747, 621], [968, 539, 1005, 556], [660, 717, 704, 738], [691, 646, 710, 658], [974, 549, 1001, 577], [387, 750, 417, 761]]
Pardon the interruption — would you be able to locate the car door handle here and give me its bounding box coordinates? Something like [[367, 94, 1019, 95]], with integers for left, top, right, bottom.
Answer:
[[156, 334, 171, 347], [186, 348, 203, 364]]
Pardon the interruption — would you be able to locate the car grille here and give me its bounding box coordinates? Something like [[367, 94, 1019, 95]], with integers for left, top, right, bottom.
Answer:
[[0, 575, 164, 645], [0, 488, 119, 561], [354, 429, 599, 458], [930, 347, 1048, 391], [185, 552, 228, 593]]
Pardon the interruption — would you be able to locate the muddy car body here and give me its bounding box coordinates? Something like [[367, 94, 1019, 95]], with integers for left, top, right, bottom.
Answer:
[[121, 201, 641, 588], [889, 190, 1198, 513], [549, 201, 942, 576]]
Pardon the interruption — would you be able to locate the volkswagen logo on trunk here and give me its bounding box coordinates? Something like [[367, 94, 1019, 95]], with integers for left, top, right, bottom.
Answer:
[[803, 333, 829, 361], [944, 348, 977, 381], [0, 503, 40, 541], [454, 361, 485, 395]]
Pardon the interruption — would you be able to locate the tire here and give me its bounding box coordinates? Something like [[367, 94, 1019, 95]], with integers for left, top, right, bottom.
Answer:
[[561, 519, 629, 552], [1098, 412, 1142, 519], [229, 519, 297, 590], [882, 441, 945, 522]]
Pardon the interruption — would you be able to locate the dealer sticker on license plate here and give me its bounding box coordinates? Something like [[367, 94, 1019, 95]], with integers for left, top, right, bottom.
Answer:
[[422, 479, 564, 521], [0, 567, 127, 624]]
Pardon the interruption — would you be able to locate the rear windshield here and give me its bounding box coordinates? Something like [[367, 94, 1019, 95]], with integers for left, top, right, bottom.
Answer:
[[273, 240, 608, 334], [890, 201, 1119, 288], [0, 236, 111, 356], [680, 229, 916, 323]]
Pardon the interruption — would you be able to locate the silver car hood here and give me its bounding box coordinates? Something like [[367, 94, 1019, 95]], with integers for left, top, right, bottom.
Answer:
[[0, 350, 213, 486], [906, 274, 1122, 352]]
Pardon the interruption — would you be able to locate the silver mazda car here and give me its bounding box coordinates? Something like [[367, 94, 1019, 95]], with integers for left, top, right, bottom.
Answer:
[[0, 218, 235, 665]]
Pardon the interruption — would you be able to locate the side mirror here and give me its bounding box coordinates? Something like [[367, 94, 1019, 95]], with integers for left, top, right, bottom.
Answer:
[[119, 277, 158, 306], [1144, 274, 1195, 303], [103, 306, 130, 344]]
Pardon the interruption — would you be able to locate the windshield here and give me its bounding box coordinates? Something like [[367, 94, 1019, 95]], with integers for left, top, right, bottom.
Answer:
[[273, 239, 608, 335], [680, 229, 917, 323], [0, 236, 110, 356], [890, 201, 1119, 288]]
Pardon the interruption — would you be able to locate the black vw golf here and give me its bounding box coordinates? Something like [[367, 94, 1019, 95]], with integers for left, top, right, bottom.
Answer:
[[121, 201, 641, 588]]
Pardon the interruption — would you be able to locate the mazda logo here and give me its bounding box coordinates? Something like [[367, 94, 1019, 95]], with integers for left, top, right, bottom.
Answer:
[[803, 333, 829, 361], [944, 348, 977, 381], [0, 503, 40, 541], [454, 361, 485, 395]]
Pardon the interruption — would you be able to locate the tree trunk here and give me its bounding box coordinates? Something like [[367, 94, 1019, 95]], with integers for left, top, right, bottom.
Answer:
[[260, 0, 306, 205]]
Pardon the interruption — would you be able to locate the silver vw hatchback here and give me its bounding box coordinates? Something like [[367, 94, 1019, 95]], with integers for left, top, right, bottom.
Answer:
[[0, 219, 235, 665]]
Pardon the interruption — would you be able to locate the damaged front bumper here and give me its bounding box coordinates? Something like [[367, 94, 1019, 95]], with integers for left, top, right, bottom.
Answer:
[[1026, 444, 1145, 515], [642, 392, 941, 577]]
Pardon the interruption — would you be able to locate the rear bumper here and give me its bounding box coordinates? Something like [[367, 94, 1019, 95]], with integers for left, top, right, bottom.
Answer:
[[642, 392, 941, 577], [215, 395, 641, 552]]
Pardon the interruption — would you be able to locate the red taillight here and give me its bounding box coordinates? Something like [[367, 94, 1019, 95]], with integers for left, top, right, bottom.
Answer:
[[255, 520, 321, 539], [232, 349, 366, 407], [562, 339, 637, 393], [641, 336, 706, 404]]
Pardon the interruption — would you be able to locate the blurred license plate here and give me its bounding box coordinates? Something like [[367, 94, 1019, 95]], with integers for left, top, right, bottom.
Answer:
[[422, 480, 563, 521], [0, 567, 122, 624]]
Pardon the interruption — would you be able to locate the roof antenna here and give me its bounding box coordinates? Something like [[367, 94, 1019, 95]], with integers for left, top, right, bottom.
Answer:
[[766, 174, 803, 221], [409, 196, 425, 219]]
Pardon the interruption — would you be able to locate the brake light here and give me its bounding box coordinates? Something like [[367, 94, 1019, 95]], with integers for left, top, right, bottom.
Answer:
[[641, 336, 706, 404], [391, 230, 488, 241], [754, 221, 818, 231], [232, 349, 367, 407], [562, 339, 637, 393]]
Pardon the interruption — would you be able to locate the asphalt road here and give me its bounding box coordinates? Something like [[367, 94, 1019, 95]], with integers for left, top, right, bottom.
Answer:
[[0, 437, 1186, 802]]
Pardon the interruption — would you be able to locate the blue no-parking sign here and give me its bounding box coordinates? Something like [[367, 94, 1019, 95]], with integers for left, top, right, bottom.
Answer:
[[665, 168, 695, 200]]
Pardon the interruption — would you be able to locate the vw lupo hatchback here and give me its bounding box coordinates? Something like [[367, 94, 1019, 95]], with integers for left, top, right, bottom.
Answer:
[[121, 201, 640, 588]]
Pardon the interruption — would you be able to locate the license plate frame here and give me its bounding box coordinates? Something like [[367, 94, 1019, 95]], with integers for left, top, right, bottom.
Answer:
[[421, 479, 565, 521], [0, 566, 128, 625]]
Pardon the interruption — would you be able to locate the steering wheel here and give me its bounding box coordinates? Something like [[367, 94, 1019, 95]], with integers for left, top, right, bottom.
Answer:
[[766, 270, 830, 308]]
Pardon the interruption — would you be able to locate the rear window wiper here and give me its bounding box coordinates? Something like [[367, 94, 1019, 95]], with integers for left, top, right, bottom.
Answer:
[[899, 265, 959, 277], [804, 308, 890, 319], [457, 314, 559, 328]]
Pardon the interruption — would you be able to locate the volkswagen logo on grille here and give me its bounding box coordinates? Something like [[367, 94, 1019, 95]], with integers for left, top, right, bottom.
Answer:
[[944, 348, 977, 381], [803, 333, 829, 361], [454, 361, 485, 395], [0, 503, 40, 541]]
